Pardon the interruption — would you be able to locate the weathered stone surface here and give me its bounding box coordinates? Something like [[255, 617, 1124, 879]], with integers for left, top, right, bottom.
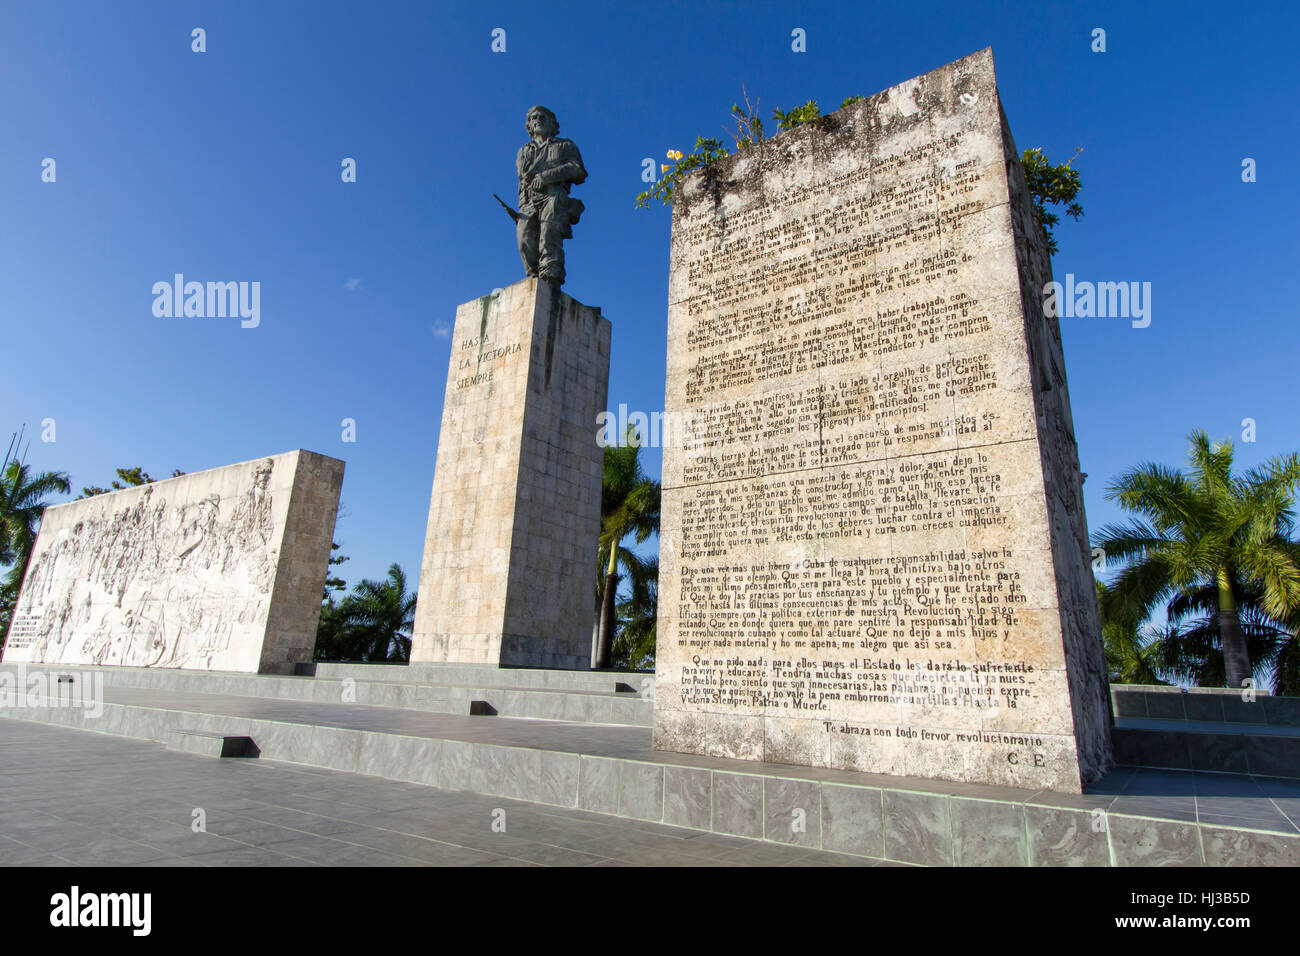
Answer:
[[652, 48, 1112, 792], [411, 277, 611, 668], [2, 450, 343, 674]]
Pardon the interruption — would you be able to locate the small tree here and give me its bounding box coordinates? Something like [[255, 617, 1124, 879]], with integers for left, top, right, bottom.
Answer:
[[314, 564, 415, 663], [1021, 147, 1084, 255], [78, 466, 185, 499], [323, 541, 349, 599]]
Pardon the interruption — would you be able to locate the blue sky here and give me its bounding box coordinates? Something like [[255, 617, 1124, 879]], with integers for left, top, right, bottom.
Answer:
[[2, 0, 1297, 593]]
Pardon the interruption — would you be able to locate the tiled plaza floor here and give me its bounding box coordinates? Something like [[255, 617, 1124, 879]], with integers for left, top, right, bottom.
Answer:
[[0, 721, 880, 867]]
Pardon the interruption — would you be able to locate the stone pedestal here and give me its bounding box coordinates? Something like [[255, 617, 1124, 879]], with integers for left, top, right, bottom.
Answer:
[[653, 48, 1112, 793], [412, 279, 611, 669]]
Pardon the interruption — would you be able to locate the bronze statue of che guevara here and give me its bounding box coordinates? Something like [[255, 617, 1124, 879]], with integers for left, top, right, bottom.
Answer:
[[496, 105, 587, 286]]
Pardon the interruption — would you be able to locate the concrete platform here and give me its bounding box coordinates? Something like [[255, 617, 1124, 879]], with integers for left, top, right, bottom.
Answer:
[[3, 670, 1298, 866], [1, 721, 868, 867]]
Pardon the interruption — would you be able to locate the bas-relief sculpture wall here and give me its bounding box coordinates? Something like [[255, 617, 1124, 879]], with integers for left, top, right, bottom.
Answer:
[[653, 49, 1112, 793], [2, 450, 344, 674]]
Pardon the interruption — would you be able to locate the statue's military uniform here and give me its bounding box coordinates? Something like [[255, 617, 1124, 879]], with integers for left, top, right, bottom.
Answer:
[[516, 135, 587, 283]]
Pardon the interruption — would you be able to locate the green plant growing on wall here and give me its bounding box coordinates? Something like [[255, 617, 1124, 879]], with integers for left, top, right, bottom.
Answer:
[[636, 93, 861, 209], [634, 137, 729, 210], [729, 87, 765, 149], [772, 99, 822, 131], [636, 92, 1085, 260], [1021, 147, 1084, 255]]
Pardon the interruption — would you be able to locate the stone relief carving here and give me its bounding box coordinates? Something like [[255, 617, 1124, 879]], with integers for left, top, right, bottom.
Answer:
[[9, 458, 279, 669]]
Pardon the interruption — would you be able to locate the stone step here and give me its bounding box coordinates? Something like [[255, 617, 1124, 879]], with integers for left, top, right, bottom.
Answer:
[[1111, 684, 1299, 727], [1113, 720, 1300, 778], [0, 662, 650, 698], [314, 681, 651, 725], [165, 728, 255, 758], [462, 686, 652, 725], [260, 676, 651, 725], [308, 661, 651, 695], [0, 663, 653, 726]]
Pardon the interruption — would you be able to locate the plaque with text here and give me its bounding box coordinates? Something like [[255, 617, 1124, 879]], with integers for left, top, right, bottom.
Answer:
[[654, 49, 1111, 792]]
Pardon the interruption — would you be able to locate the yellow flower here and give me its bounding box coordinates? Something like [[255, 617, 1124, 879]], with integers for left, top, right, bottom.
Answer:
[[666, 149, 684, 161], [661, 164, 671, 174]]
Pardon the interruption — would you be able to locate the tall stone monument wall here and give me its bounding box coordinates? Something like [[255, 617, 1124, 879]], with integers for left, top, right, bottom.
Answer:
[[654, 48, 1111, 792], [2, 450, 344, 674], [412, 278, 611, 669]]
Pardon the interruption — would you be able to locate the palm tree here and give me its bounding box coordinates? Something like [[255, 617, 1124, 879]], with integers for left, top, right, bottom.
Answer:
[[316, 564, 416, 662], [1278, 605, 1300, 698], [1097, 580, 1168, 685], [0, 459, 72, 598], [313, 595, 349, 662], [612, 557, 658, 670], [1094, 431, 1300, 689], [595, 427, 660, 669], [1154, 578, 1299, 694]]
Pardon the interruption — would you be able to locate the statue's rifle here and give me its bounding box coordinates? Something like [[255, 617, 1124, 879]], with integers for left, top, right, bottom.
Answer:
[[493, 194, 522, 223]]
